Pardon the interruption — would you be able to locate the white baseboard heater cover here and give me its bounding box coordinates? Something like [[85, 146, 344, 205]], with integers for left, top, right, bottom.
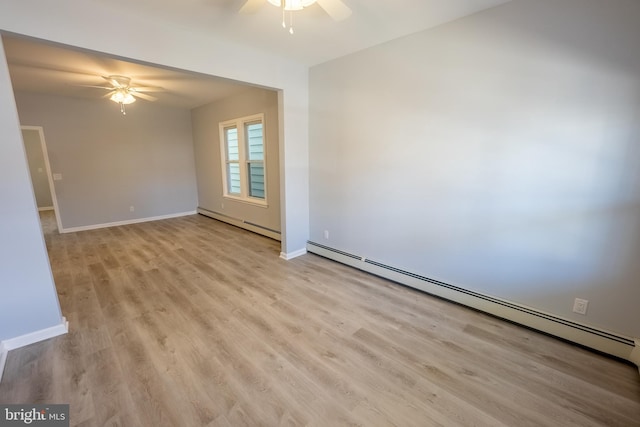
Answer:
[[197, 208, 281, 241], [307, 241, 638, 368]]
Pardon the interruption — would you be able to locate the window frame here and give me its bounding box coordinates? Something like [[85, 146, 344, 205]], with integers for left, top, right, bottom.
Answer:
[[219, 113, 268, 206]]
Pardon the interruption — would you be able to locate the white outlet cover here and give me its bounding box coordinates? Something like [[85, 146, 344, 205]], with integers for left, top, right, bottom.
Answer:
[[52, 173, 62, 181], [573, 298, 589, 315]]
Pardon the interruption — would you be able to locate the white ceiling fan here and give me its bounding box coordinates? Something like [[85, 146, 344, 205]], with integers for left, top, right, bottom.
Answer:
[[240, 0, 352, 33], [79, 75, 164, 115]]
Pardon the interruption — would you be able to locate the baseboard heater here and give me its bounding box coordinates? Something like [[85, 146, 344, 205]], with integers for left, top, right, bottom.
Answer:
[[307, 241, 639, 369], [198, 208, 281, 241]]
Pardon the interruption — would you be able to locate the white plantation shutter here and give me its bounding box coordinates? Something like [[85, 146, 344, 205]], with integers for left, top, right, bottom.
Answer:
[[224, 127, 241, 195], [245, 122, 265, 199], [219, 114, 267, 205]]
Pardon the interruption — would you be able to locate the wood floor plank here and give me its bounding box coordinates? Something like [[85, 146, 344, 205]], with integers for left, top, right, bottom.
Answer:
[[1, 211, 638, 427]]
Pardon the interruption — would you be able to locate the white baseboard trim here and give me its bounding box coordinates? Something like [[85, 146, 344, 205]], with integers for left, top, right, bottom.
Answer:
[[61, 211, 197, 233], [280, 248, 307, 260], [38, 206, 54, 212], [197, 208, 281, 241], [0, 317, 68, 383], [0, 342, 7, 383], [307, 241, 639, 367], [2, 317, 69, 351]]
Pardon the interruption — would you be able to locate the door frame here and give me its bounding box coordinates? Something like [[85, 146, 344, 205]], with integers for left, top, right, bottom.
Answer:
[[21, 125, 63, 233]]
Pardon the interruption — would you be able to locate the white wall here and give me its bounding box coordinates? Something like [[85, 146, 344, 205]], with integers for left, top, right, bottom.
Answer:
[[309, 0, 640, 338], [15, 92, 198, 230], [0, 40, 62, 341], [192, 87, 281, 233]]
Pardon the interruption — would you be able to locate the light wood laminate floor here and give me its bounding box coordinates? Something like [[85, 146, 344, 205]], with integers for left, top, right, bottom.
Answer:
[[1, 212, 639, 426]]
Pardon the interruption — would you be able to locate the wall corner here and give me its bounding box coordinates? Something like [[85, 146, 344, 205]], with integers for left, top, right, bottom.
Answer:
[[0, 341, 7, 383], [630, 338, 640, 375]]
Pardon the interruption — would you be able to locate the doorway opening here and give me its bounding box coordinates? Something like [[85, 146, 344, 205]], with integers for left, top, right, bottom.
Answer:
[[21, 126, 62, 234]]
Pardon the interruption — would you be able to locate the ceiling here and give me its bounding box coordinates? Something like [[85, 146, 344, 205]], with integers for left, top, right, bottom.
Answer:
[[3, 37, 254, 110], [2, 0, 511, 109], [99, 0, 511, 66]]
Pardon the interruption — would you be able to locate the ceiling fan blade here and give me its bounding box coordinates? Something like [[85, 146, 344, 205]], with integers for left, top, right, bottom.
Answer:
[[103, 75, 131, 88], [239, 0, 266, 14], [103, 91, 117, 98], [9, 63, 103, 79], [316, 0, 352, 21], [74, 84, 112, 90], [130, 86, 165, 93], [103, 76, 121, 87], [132, 92, 157, 102]]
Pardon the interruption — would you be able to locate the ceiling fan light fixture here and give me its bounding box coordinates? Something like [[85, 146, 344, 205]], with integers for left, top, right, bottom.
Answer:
[[267, 0, 316, 11], [268, 0, 316, 34], [110, 88, 136, 105]]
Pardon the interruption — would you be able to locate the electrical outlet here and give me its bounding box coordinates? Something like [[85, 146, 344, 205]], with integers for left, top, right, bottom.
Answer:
[[323, 230, 329, 240], [572, 298, 588, 315], [129, 206, 135, 212]]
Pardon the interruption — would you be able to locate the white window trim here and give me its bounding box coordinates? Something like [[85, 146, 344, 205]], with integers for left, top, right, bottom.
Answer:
[[219, 113, 268, 206]]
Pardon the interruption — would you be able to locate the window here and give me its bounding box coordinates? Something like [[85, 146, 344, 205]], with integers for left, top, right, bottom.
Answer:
[[220, 114, 267, 205]]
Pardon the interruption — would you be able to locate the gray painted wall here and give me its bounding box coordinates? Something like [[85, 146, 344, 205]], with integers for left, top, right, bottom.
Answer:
[[15, 92, 198, 230], [22, 128, 53, 209], [0, 39, 62, 341], [309, 0, 640, 338], [192, 87, 281, 233]]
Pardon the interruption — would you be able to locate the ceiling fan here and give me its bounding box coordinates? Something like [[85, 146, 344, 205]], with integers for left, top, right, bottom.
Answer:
[[240, 0, 352, 34], [79, 75, 164, 115]]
